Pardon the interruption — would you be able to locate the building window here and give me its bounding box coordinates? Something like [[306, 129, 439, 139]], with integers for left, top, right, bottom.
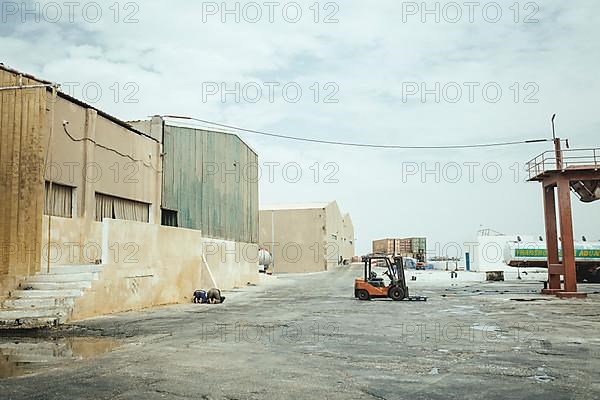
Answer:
[[161, 209, 178, 227], [44, 182, 73, 218], [95, 193, 149, 223]]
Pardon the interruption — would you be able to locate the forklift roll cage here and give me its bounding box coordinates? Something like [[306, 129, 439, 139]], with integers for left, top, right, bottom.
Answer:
[[354, 254, 409, 301]]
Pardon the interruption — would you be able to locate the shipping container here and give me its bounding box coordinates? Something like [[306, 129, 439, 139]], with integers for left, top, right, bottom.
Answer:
[[372, 237, 427, 261]]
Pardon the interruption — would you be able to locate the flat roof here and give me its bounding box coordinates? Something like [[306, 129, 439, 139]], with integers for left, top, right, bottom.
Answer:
[[260, 202, 332, 211]]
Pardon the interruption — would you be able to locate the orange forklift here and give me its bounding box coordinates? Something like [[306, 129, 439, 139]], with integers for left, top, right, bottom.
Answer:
[[354, 254, 426, 301]]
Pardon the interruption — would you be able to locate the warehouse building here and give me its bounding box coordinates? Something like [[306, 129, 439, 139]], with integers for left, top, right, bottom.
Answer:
[[0, 65, 258, 326], [259, 202, 355, 273], [130, 116, 259, 244]]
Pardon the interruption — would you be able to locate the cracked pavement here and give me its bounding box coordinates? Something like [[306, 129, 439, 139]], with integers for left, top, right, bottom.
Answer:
[[1, 266, 600, 399]]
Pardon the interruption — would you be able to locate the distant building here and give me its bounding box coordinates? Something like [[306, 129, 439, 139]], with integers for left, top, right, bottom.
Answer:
[[259, 202, 355, 273], [0, 64, 258, 326]]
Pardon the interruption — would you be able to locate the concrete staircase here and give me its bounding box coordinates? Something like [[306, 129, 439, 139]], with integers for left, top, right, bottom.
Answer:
[[0, 264, 102, 329]]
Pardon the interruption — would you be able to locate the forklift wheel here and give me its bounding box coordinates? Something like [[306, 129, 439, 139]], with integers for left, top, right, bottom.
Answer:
[[388, 287, 405, 301], [357, 290, 370, 301]]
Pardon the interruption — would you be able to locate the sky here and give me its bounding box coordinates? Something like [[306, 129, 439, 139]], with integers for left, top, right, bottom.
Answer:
[[2, 0, 599, 255]]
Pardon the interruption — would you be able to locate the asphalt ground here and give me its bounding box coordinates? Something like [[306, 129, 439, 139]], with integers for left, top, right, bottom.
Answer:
[[1, 265, 599, 399]]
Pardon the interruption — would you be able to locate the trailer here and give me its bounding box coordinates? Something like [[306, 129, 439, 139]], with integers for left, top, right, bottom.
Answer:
[[503, 241, 600, 283]]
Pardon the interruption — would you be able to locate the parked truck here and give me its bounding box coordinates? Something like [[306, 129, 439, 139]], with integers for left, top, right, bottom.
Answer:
[[503, 241, 600, 283]]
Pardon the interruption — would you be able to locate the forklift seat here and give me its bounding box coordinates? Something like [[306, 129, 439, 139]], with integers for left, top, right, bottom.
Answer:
[[368, 278, 385, 287]]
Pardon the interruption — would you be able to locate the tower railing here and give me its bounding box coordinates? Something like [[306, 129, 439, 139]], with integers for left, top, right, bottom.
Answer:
[[526, 148, 600, 180]]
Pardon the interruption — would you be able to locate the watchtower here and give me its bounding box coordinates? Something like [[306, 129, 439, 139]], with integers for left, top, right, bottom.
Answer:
[[526, 120, 599, 298]]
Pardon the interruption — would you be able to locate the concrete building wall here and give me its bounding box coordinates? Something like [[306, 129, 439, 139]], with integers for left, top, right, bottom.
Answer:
[[34, 91, 162, 274], [69, 219, 258, 320], [322, 202, 355, 268], [46, 95, 162, 223], [259, 202, 355, 273], [41, 216, 103, 268], [202, 237, 259, 289], [1, 66, 259, 315], [0, 68, 47, 295], [259, 207, 326, 273], [324, 202, 346, 268], [341, 214, 355, 261]]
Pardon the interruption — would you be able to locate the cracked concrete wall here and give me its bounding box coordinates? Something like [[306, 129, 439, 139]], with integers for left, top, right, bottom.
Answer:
[[46, 95, 162, 224], [70, 219, 258, 320]]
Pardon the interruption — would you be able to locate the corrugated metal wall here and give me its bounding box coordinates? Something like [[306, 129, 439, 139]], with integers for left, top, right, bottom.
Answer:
[[0, 68, 47, 278], [162, 125, 258, 244]]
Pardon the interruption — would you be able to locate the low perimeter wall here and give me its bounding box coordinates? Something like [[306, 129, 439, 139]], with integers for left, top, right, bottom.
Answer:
[[39, 218, 258, 320]]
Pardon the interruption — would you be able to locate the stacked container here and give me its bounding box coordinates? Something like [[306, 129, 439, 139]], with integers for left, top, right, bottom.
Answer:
[[371, 237, 427, 261]]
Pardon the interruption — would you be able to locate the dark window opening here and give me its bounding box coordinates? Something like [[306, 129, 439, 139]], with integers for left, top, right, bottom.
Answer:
[[161, 209, 178, 227]]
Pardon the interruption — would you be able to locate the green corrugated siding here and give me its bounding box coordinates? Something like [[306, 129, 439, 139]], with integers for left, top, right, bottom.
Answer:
[[162, 125, 258, 243]]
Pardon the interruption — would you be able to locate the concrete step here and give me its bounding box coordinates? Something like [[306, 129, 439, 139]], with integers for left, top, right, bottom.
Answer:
[[20, 281, 92, 291], [40, 264, 102, 275], [0, 307, 70, 320], [24, 272, 97, 283], [0, 317, 60, 329], [0, 265, 101, 329], [10, 289, 83, 299], [0, 297, 75, 309]]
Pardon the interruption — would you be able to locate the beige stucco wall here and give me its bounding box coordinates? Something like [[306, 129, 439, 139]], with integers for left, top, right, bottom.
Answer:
[[202, 238, 259, 289], [71, 219, 259, 320], [40, 216, 102, 267], [3, 88, 162, 296], [259, 208, 326, 273], [324, 202, 344, 268], [342, 214, 355, 261], [323, 203, 355, 268], [259, 203, 356, 273], [45, 94, 162, 223]]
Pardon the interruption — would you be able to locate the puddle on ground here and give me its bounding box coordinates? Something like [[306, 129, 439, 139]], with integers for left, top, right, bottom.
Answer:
[[0, 336, 120, 379]]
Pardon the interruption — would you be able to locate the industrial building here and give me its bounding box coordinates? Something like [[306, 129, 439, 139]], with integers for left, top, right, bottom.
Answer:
[[259, 202, 355, 273], [130, 117, 259, 243], [0, 65, 259, 327]]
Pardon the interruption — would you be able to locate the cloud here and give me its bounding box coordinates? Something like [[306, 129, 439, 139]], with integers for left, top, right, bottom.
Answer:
[[2, 0, 599, 254]]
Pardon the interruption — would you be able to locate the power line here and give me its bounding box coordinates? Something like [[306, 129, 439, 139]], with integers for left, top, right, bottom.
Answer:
[[163, 115, 551, 149]]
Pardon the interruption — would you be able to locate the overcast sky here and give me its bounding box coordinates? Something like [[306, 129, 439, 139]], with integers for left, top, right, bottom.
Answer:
[[3, 0, 599, 255]]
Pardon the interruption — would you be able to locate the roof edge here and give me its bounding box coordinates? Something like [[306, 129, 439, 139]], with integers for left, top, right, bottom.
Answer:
[[0, 63, 52, 84], [1, 62, 158, 143], [162, 119, 258, 157]]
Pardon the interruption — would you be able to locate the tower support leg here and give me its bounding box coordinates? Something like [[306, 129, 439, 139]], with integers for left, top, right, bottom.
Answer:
[[542, 184, 561, 294], [556, 177, 587, 298]]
